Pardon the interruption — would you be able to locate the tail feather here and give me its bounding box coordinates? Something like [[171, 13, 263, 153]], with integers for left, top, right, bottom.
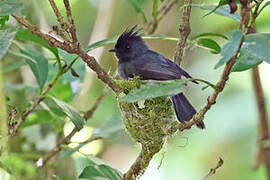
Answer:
[[171, 93, 205, 129]]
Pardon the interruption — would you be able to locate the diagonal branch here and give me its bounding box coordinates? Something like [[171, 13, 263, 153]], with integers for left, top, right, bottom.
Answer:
[[171, 39, 244, 132], [12, 15, 119, 93]]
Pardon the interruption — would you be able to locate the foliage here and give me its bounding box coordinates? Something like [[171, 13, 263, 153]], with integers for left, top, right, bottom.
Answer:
[[0, 0, 270, 180]]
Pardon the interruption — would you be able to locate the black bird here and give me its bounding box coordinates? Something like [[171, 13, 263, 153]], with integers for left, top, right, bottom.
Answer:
[[109, 27, 205, 129]]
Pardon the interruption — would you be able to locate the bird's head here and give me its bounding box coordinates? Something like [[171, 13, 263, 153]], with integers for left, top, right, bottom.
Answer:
[[109, 26, 148, 61]]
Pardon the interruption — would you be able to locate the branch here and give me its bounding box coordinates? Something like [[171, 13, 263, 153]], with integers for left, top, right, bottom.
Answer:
[[174, 0, 192, 65], [147, 0, 178, 34], [11, 15, 119, 92], [123, 147, 158, 180], [204, 157, 224, 179], [9, 67, 63, 136], [40, 91, 107, 167], [63, 0, 78, 43], [171, 39, 244, 132], [48, 0, 68, 32], [252, 67, 270, 174]]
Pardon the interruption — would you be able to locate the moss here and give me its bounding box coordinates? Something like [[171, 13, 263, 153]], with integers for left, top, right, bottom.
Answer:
[[116, 80, 177, 153]]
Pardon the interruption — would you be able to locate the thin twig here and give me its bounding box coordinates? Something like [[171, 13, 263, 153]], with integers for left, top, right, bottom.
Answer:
[[40, 91, 108, 166], [84, 89, 108, 120], [48, 0, 68, 32], [148, 0, 178, 34], [12, 15, 119, 93], [174, 0, 192, 65], [204, 157, 224, 179], [63, 0, 78, 43], [9, 70, 62, 136]]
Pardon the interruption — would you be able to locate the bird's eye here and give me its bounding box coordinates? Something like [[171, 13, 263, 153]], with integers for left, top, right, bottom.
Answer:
[[126, 45, 130, 49]]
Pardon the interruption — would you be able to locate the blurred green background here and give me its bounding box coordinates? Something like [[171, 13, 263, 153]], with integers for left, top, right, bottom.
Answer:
[[1, 0, 270, 179]]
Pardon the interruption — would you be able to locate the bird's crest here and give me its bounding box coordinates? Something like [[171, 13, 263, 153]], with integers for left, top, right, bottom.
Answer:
[[116, 25, 142, 46]]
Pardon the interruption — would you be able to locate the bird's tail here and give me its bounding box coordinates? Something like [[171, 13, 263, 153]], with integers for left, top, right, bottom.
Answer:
[[171, 93, 205, 129]]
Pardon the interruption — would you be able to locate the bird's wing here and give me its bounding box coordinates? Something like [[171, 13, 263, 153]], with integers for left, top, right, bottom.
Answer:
[[126, 50, 191, 81]]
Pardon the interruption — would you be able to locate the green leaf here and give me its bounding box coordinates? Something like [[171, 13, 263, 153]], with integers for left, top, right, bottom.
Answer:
[[119, 79, 186, 103], [197, 38, 221, 54], [15, 29, 58, 57], [79, 164, 122, 180], [85, 36, 118, 52], [201, 0, 228, 17], [127, 0, 147, 23], [258, 1, 270, 15], [0, 28, 16, 59], [232, 33, 270, 71], [215, 30, 243, 69], [191, 32, 228, 40], [232, 50, 262, 72], [243, 33, 270, 64], [0, 0, 24, 16], [85, 34, 178, 53], [48, 80, 73, 102], [193, 4, 241, 22], [50, 96, 85, 131], [21, 49, 48, 89], [20, 110, 62, 131], [0, 16, 9, 29]]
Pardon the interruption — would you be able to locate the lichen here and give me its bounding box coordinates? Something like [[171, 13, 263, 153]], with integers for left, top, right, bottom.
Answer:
[[116, 79, 178, 155]]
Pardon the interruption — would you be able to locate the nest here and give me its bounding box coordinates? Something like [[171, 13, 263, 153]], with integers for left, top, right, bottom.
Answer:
[[116, 80, 178, 153]]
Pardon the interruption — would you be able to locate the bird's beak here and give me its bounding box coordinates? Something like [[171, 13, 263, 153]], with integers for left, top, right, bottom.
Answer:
[[109, 49, 117, 52]]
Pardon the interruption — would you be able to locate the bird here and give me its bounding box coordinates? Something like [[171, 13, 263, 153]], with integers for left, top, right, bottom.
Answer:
[[109, 26, 205, 129]]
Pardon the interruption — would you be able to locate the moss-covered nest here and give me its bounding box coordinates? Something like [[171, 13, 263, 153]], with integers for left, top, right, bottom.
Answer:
[[116, 80, 178, 153]]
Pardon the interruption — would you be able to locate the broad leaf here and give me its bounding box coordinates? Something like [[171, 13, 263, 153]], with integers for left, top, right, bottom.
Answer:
[[0, 28, 16, 59], [21, 109, 63, 132], [232, 49, 262, 72], [119, 79, 186, 103], [191, 32, 228, 40], [50, 96, 85, 131], [79, 164, 122, 180], [21, 49, 48, 89], [193, 4, 241, 22], [197, 38, 221, 54], [15, 29, 58, 57], [0, 0, 23, 16], [215, 30, 243, 69], [243, 33, 270, 64], [232, 33, 270, 71]]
